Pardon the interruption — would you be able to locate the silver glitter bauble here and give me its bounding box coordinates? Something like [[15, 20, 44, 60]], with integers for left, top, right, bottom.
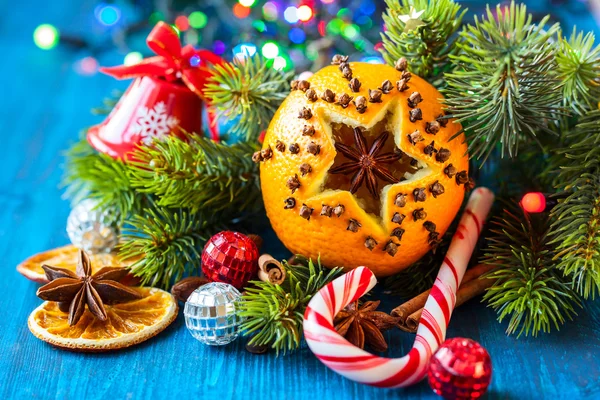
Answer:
[[66, 199, 119, 253], [184, 282, 242, 345]]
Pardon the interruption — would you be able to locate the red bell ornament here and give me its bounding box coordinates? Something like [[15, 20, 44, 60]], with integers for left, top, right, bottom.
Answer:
[[87, 76, 203, 159], [87, 21, 224, 160]]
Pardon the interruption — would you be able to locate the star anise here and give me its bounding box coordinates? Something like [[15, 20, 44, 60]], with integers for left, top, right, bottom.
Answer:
[[334, 300, 400, 352], [329, 128, 402, 199], [36, 250, 142, 326]]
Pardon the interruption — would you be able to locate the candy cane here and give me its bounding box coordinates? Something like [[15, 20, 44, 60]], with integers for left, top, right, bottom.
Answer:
[[303, 187, 494, 388]]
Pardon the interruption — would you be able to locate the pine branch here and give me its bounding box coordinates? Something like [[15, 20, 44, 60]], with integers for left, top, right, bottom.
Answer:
[[281, 256, 343, 294], [548, 110, 600, 299], [444, 2, 563, 162], [556, 29, 600, 116], [380, 0, 465, 82], [239, 279, 304, 354], [238, 257, 342, 355], [119, 203, 227, 288], [128, 133, 261, 213], [204, 55, 292, 141], [481, 200, 580, 337], [62, 138, 145, 220], [63, 135, 261, 288]]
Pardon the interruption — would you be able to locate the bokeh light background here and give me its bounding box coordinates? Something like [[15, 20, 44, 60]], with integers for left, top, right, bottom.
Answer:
[[26, 0, 600, 79]]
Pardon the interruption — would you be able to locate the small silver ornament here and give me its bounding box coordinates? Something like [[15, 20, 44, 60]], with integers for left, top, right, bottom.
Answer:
[[184, 282, 242, 345], [66, 199, 119, 254]]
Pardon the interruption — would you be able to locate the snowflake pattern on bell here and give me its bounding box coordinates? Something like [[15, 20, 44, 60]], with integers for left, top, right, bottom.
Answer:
[[131, 101, 180, 145]]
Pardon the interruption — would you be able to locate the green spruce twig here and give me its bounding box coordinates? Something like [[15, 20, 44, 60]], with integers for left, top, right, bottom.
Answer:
[[204, 54, 292, 141], [444, 2, 563, 162], [128, 133, 261, 213], [556, 28, 600, 116], [64, 134, 262, 288], [238, 257, 342, 355], [380, 0, 465, 83], [63, 138, 145, 220], [119, 203, 227, 288], [481, 200, 580, 337], [548, 110, 600, 299]]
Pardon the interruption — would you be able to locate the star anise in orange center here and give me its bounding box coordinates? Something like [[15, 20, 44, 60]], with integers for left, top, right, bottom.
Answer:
[[329, 128, 402, 199], [333, 300, 401, 352], [36, 249, 142, 326]]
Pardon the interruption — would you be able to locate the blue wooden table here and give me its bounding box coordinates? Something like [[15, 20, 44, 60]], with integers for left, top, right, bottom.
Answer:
[[2, 1, 600, 399]]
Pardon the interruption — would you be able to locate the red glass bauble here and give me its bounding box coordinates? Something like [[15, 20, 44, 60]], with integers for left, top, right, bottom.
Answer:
[[428, 337, 492, 400], [201, 231, 259, 289]]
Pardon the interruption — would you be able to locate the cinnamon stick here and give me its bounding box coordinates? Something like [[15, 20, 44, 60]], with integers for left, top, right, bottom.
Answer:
[[257, 254, 286, 285], [404, 309, 422, 332], [391, 264, 494, 325], [391, 290, 430, 321], [403, 267, 495, 332]]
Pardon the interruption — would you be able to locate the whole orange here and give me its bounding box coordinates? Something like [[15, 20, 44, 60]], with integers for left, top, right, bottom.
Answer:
[[258, 61, 469, 276]]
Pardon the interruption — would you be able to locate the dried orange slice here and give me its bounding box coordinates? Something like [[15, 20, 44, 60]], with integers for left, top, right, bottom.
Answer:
[[17, 245, 139, 283], [28, 287, 178, 351]]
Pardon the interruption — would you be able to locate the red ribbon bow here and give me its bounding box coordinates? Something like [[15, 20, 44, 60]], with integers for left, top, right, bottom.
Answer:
[[100, 22, 224, 100]]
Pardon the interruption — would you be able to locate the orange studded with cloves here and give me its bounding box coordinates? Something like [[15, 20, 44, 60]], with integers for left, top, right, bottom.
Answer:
[[256, 61, 469, 277]]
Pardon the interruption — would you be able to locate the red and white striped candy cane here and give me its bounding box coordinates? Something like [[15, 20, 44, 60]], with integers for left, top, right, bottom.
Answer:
[[303, 187, 494, 388]]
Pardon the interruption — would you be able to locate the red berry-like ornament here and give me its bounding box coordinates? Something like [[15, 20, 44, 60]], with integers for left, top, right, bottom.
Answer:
[[201, 231, 259, 289], [428, 338, 492, 400]]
